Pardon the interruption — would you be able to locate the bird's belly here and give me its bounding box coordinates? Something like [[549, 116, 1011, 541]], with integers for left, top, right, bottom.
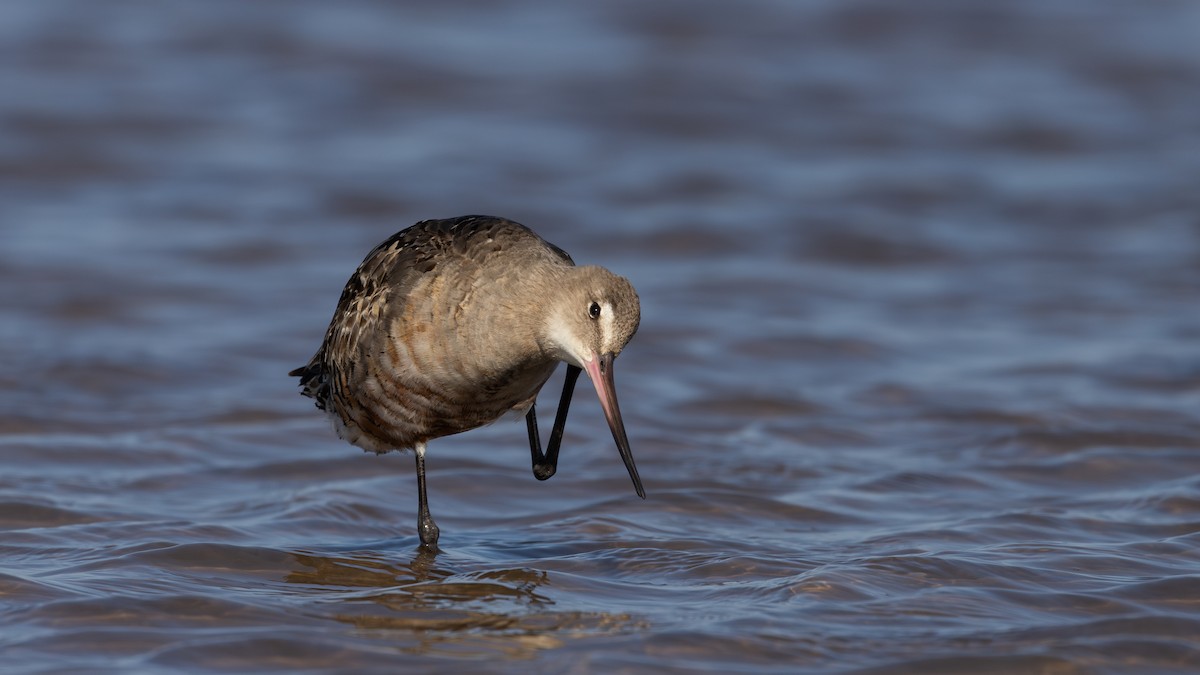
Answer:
[[344, 359, 557, 451]]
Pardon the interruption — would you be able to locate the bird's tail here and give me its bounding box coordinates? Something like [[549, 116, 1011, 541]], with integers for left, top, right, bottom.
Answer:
[[289, 360, 329, 409]]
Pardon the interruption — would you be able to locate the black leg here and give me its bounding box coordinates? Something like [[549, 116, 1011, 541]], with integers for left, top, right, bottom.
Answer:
[[526, 404, 547, 478], [528, 365, 581, 481], [545, 364, 582, 469], [414, 442, 439, 550]]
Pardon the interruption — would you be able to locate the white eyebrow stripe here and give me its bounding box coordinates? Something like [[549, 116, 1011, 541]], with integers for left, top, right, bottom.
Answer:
[[600, 301, 615, 351]]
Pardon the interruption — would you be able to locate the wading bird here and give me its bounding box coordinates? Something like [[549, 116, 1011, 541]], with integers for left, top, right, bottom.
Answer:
[[290, 215, 644, 550]]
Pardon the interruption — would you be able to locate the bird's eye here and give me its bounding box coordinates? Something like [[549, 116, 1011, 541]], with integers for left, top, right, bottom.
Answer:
[[588, 302, 601, 319]]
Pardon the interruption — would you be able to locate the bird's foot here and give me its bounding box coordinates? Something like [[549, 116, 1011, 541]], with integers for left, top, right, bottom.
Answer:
[[532, 462, 556, 481]]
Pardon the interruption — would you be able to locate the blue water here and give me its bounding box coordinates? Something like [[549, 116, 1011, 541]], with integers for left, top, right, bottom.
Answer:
[[2, 1, 1200, 672]]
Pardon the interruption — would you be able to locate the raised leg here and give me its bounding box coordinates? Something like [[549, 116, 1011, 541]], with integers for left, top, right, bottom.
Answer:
[[414, 441, 439, 550], [527, 365, 582, 481]]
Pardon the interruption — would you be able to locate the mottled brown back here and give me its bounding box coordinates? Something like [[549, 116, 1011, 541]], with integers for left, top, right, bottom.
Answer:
[[290, 215, 574, 452]]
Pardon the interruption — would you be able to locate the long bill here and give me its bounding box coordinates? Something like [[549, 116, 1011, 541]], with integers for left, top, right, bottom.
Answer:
[[582, 352, 646, 499]]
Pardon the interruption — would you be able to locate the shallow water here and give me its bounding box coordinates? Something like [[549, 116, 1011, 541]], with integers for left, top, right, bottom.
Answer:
[[3, 0, 1200, 672]]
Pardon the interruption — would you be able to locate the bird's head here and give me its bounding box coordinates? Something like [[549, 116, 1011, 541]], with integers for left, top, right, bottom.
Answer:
[[540, 265, 644, 498], [542, 265, 640, 369]]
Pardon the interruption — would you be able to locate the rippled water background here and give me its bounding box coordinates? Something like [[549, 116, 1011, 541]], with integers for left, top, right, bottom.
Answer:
[[4, 1, 1200, 672]]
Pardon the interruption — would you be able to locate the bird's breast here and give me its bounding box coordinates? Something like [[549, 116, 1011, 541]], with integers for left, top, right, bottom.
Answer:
[[350, 288, 555, 445]]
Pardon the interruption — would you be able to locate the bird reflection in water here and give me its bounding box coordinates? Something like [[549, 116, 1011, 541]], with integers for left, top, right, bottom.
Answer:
[[283, 549, 637, 657]]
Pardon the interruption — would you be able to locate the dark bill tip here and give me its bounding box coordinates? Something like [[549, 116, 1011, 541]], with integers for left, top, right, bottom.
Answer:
[[586, 352, 645, 499]]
